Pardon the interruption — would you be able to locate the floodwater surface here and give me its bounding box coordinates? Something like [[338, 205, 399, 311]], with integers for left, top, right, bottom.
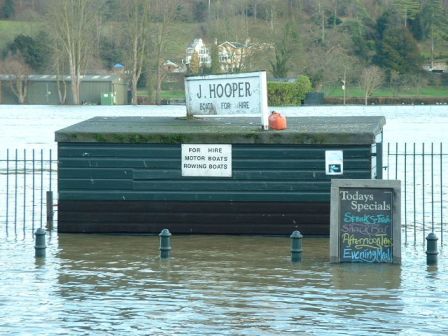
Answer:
[[1, 234, 447, 335], [1, 105, 448, 335]]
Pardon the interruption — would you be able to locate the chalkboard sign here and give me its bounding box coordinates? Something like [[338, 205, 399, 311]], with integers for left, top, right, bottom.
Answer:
[[330, 180, 401, 264]]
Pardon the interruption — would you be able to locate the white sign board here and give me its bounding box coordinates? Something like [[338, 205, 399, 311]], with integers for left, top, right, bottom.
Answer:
[[325, 150, 344, 175], [185, 71, 269, 129], [182, 144, 232, 177]]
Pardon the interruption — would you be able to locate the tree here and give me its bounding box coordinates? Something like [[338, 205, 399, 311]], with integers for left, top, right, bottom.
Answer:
[[99, 38, 124, 70], [393, 0, 420, 28], [413, 0, 448, 68], [374, 27, 422, 76], [360, 66, 384, 105], [52, 48, 69, 104], [150, 0, 179, 105], [1, 0, 15, 18], [189, 50, 201, 74], [45, 0, 99, 105], [5, 33, 50, 72], [193, 0, 207, 22], [210, 40, 221, 74], [120, 0, 151, 105], [270, 21, 299, 78], [0, 54, 31, 104]]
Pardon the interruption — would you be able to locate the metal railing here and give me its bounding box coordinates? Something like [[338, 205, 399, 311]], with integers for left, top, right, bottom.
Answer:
[[1, 144, 446, 246], [384, 142, 447, 246], [0, 149, 57, 237]]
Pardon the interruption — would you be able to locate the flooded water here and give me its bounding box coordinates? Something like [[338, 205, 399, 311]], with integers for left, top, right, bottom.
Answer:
[[1, 234, 447, 335], [1, 104, 448, 150], [1, 104, 448, 334]]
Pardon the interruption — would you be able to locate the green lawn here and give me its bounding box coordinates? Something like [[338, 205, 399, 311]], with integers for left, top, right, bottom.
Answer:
[[0, 20, 42, 49], [325, 86, 448, 98], [137, 89, 185, 101], [140, 86, 446, 103]]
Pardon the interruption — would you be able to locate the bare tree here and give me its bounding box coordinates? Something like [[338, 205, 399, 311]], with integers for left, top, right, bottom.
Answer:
[[53, 49, 69, 104], [150, 0, 178, 105], [45, 0, 99, 105], [360, 66, 384, 105], [120, 0, 151, 105], [0, 54, 31, 104]]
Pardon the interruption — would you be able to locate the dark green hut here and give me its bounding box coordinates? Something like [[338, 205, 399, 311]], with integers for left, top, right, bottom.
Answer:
[[55, 116, 385, 235]]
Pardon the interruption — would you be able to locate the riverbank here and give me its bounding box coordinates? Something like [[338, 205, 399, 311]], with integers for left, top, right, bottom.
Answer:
[[324, 96, 448, 105], [149, 95, 448, 106]]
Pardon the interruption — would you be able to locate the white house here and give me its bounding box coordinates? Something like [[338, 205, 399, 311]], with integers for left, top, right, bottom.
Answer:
[[185, 38, 257, 72], [184, 38, 211, 68]]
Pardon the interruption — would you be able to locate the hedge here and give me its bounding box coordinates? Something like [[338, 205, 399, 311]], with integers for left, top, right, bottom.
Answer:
[[268, 75, 312, 106]]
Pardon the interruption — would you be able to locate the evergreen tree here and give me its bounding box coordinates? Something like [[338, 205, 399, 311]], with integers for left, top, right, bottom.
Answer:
[[210, 41, 221, 74], [1, 0, 15, 19], [374, 27, 422, 75], [270, 22, 299, 78], [5, 33, 50, 72], [411, 0, 448, 67]]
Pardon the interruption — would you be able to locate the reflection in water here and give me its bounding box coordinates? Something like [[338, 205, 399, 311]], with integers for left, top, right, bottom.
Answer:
[[0, 234, 447, 335]]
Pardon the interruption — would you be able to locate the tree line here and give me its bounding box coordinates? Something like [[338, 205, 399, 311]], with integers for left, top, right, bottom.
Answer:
[[0, 0, 447, 104]]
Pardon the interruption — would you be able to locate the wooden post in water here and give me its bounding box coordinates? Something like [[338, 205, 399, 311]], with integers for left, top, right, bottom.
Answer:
[[46, 191, 53, 229]]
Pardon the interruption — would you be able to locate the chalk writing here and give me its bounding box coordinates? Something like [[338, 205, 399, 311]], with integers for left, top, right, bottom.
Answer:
[[342, 247, 392, 263], [339, 188, 394, 263], [342, 233, 393, 249], [341, 223, 388, 235], [343, 212, 391, 224]]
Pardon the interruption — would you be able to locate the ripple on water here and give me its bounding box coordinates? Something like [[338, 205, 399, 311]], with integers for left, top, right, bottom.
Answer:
[[1, 234, 448, 335]]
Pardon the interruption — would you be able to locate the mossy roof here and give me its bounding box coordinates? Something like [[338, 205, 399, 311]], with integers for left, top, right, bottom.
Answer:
[[55, 116, 385, 145]]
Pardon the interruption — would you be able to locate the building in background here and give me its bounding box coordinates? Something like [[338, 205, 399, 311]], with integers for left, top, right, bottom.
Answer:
[[0, 74, 129, 105], [184, 38, 257, 73], [184, 38, 211, 69], [217, 40, 251, 73]]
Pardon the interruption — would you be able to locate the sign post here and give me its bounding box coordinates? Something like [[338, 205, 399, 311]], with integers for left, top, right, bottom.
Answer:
[[330, 179, 401, 264], [185, 71, 269, 130]]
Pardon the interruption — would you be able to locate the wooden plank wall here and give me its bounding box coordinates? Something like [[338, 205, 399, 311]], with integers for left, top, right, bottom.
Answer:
[[58, 143, 373, 234]]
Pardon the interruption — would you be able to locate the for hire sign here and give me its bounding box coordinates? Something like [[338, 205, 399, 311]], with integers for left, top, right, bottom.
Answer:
[[185, 71, 269, 129], [182, 144, 232, 177]]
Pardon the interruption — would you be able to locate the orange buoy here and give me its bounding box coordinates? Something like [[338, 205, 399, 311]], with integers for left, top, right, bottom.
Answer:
[[268, 111, 287, 130]]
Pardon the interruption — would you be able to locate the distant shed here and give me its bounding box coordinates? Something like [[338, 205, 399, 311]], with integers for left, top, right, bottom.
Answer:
[[55, 116, 385, 235], [0, 74, 128, 105]]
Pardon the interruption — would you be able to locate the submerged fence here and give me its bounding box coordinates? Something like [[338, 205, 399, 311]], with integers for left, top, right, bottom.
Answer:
[[0, 144, 447, 245], [384, 143, 447, 246], [0, 149, 57, 237]]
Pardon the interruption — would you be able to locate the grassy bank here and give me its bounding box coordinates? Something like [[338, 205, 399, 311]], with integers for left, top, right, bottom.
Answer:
[[0, 20, 42, 49], [324, 86, 448, 98]]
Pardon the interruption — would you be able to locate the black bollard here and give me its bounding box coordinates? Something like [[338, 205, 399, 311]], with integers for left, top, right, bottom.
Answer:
[[159, 229, 172, 259], [426, 232, 438, 265], [290, 230, 303, 262], [35, 228, 46, 258]]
